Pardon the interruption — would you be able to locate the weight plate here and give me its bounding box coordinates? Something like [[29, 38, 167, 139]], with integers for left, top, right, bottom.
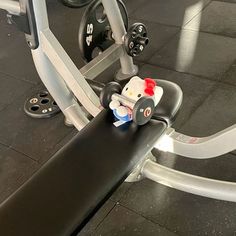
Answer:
[[78, 0, 128, 62], [124, 23, 149, 57], [24, 91, 61, 118], [133, 97, 155, 125], [100, 82, 122, 109]]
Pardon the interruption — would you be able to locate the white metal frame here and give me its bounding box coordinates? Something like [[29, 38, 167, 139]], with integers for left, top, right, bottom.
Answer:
[[0, 1, 20, 15], [1, 0, 236, 203], [155, 125, 236, 159], [142, 158, 236, 202], [32, 0, 138, 130], [1, 0, 138, 130]]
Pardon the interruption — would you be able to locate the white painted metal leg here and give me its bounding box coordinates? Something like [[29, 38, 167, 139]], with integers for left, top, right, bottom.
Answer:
[[0, 0, 20, 15], [41, 29, 101, 117], [30, 0, 91, 131], [142, 160, 236, 202], [101, 0, 138, 80], [155, 126, 236, 159]]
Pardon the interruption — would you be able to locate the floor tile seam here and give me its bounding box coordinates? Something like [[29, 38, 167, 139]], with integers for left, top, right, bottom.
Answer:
[[131, 1, 212, 29], [117, 202, 180, 236], [142, 62, 219, 84], [212, 0, 236, 2], [176, 98, 212, 129], [8, 145, 40, 163], [137, 30, 181, 62], [129, 16, 182, 30], [0, 70, 39, 85], [0, 127, 41, 164], [0, 141, 10, 149], [181, 27, 236, 40], [113, 183, 134, 203], [55, 128, 77, 146], [219, 59, 236, 83], [145, 62, 236, 89], [0, 84, 36, 114], [182, 0, 213, 27], [177, 82, 222, 129], [178, 81, 223, 128], [0, 83, 40, 115], [140, 63, 224, 129], [36, 129, 76, 165], [134, 21, 236, 40], [214, 80, 236, 90], [129, 1, 153, 17], [219, 80, 236, 89], [93, 202, 117, 232], [140, 25, 236, 62], [0, 166, 41, 206]]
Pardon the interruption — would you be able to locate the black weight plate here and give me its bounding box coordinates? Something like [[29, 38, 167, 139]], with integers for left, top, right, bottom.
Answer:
[[125, 23, 148, 57], [133, 97, 155, 125], [24, 91, 61, 119], [100, 82, 122, 109], [78, 0, 128, 62]]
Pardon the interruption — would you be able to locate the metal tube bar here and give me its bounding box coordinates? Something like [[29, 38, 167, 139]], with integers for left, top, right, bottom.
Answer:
[[112, 94, 135, 109], [101, 0, 137, 77], [31, 0, 89, 130], [41, 29, 101, 117], [80, 44, 122, 80], [155, 126, 236, 159], [143, 160, 236, 202], [101, 0, 125, 44], [32, 46, 89, 130], [0, 0, 21, 15]]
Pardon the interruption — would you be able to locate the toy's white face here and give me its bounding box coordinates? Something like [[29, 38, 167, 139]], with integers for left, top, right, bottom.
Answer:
[[121, 76, 146, 101]]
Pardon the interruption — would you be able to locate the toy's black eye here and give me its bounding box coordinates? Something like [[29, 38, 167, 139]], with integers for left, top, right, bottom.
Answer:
[[125, 87, 128, 91], [137, 94, 142, 98]]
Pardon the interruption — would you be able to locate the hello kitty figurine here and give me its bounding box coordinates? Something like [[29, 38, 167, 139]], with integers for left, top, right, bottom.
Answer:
[[109, 76, 163, 125]]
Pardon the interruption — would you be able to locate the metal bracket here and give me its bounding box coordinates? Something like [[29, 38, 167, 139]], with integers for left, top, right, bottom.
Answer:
[[125, 153, 156, 182], [7, 0, 39, 49], [7, 13, 30, 34]]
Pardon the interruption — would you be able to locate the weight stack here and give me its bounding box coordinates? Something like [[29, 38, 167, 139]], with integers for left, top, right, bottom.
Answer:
[[62, 0, 92, 8]]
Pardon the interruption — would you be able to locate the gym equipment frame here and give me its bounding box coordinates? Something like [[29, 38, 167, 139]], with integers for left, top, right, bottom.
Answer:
[[1, 0, 236, 220], [1, 0, 138, 130]]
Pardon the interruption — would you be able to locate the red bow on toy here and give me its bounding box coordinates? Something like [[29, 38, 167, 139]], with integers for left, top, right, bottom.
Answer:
[[144, 78, 156, 96]]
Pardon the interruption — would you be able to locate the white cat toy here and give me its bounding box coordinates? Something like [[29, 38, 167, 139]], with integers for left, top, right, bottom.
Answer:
[[109, 76, 163, 126]]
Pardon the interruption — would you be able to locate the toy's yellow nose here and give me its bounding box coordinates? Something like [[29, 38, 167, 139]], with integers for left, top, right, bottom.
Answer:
[[129, 92, 133, 96]]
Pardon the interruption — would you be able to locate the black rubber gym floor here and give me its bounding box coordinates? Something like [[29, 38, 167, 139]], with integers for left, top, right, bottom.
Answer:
[[1, 0, 236, 235]]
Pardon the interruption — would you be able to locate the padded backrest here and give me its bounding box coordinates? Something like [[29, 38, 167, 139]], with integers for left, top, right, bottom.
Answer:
[[0, 110, 166, 236], [153, 79, 183, 126]]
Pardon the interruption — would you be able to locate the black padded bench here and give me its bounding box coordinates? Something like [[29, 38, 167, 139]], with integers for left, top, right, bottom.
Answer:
[[0, 79, 182, 236], [0, 110, 167, 236]]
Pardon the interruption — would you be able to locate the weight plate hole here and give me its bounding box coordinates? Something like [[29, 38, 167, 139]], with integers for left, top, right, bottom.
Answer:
[[132, 31, 137, 38], [52, 101, 57, 106], [144, 38, 149, 45], [39, 91, 49, 97], [41, 98, 50, 104], [31, 105, 40, 111], [95, 5, 107, 23]]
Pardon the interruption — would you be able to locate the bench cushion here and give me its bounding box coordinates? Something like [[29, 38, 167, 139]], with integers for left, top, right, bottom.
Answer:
[[153, 79, 183, 125], [0, 110, 166, 236]]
